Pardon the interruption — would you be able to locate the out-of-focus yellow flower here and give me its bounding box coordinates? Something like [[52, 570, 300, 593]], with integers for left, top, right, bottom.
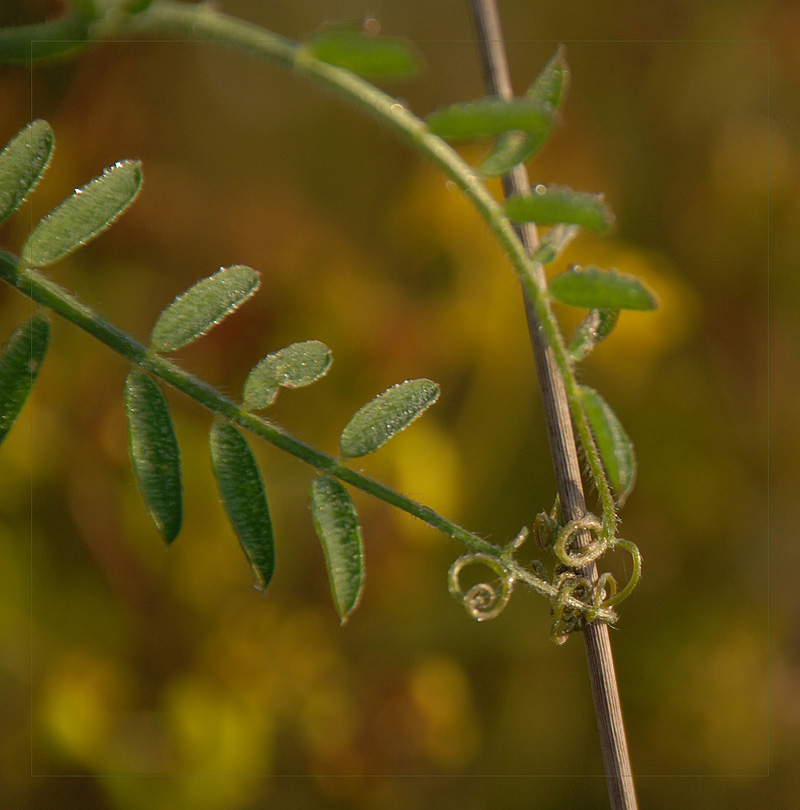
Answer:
[[408, 654, 480, 769], [39, 650, 132, 765]]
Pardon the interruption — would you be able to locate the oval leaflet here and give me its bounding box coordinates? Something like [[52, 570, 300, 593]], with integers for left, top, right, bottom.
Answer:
[[568, 308, 620, 362], [305, 26, 420, 77], [309, 475, 364, 623], [0, 120, 54, 225], [427, 98, 551, 141], [243, 340, 332, 410], [124, 368, 183, 543], [549, 265, 657, 311], [504, 184, 614, 234], [150, 265, 260, 353], [339, 378, 440, 458], [0, 313, 50, 446], [22, 159, 142, 266], [209, 419, 275, 591], [480, 46, 570, 177], [579, 385, 636, 506]]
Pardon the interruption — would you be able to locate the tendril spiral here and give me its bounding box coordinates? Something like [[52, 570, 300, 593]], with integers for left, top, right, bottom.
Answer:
[[448, 553, 514, 622], [553, 513, 607, 568]]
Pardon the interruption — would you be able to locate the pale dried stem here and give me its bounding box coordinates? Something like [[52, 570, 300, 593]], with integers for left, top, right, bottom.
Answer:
[[465, 1, 638, 807]]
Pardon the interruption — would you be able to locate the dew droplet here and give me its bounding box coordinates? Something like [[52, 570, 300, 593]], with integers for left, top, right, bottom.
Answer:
[[535, 184, 547, 195]]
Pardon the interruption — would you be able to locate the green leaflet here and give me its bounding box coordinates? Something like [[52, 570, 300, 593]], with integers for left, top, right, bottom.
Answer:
[[309, 475, 364, 623], [150, 265, 259, 353], [339, 378, 440, 459], [0, 120, 54, 225], [580, 385, 636, 506], [243, 340, 332, 409], [124, 369, 182, 543], [22, 160, 142, 267], [568, 309, 620, 362], [480, 131, 541, 178], [426, 98, 551, 141], [0, 313, 50, 446], [209, 419, 275, 591], [504, 184, 614, 234], [305, 25, 420, 77], [549, 265, 657, 311], [526, 45, 570, 113], [480, 47, 569, 176]]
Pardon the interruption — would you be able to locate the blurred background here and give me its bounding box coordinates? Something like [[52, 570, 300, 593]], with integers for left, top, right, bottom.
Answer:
[[0, 0, 788, 807]]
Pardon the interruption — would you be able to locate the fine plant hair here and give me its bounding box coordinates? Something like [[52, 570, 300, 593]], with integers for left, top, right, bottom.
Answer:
[[0, 2, 658, 808]]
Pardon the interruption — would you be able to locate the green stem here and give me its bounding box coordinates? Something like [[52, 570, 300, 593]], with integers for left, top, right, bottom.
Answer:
[[100, 0, 617, 536], [0, 249, 499, 557]]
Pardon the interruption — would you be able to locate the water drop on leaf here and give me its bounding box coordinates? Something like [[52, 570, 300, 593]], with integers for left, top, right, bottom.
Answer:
[[22, 159, 142, 266], [150, 265, 259, 353]]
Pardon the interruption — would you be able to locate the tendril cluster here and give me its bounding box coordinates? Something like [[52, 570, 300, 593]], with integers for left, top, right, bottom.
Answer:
[[447, 510, 641, 644]]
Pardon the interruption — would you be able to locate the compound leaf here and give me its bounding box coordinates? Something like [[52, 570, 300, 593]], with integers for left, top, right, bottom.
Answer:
[[0, 313, 49, 446], [309, 475, 364, 623], [150, 265, 259, 353], [340, 378, 439, 459], [243, 340, 332, 410], [580, 385, 636, 506], [209, 419, 275, 591], [124, 369, 182, 543], [0, 120, 54, 225], [505, 184, 614, 234], [305, 25, 420, 77], [22, 159, 142, 266], [549, 265, 657, 311]]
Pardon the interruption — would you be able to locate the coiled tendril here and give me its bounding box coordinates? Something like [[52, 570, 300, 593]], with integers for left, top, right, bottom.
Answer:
[[448, 553, 514, 621], [553, 513, 607, 568], [549, 568, 618, 645]]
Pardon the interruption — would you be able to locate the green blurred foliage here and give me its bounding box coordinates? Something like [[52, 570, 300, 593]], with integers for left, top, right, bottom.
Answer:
[[0, 0, 790, 808]]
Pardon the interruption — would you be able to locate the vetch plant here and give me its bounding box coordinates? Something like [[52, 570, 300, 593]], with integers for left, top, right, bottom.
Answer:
[[0, 2, 659, 807]]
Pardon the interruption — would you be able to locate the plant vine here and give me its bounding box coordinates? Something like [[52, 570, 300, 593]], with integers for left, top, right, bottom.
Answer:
[[0, 0, 651, 641]]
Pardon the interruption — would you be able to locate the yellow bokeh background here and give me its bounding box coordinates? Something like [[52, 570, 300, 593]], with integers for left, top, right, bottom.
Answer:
[[0, 1, 789, 808]]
